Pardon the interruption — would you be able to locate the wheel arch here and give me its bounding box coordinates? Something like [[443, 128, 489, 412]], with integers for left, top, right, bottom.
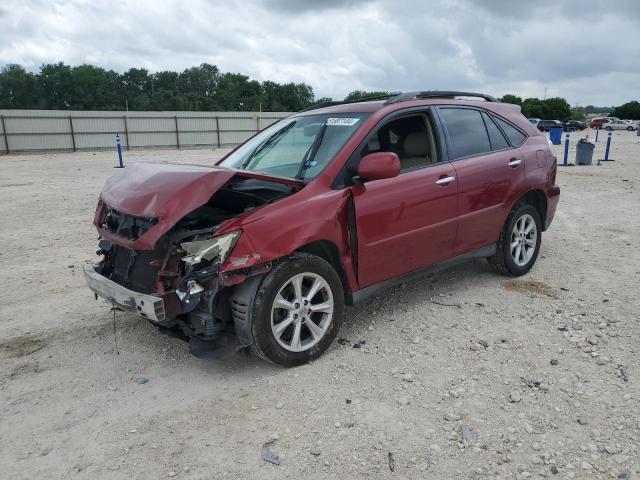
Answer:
[[296, 240, 353, 306], [514, 189, 547, 230]]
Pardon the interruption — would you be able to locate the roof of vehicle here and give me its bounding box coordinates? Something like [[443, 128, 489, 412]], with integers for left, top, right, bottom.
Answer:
[[295, 90, 522, 118]]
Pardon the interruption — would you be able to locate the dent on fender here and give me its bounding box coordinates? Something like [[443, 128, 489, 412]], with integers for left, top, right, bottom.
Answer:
[[218, 188, 358, 293]]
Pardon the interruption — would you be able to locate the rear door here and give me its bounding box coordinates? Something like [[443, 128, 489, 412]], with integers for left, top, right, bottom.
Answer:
[[350, 110, 459, 287], [436, 107, 525, 255]]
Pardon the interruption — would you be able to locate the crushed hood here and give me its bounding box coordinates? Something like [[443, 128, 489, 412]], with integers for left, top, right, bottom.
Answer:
[[96, 163, 302, 250], [101, 163, 235, 219]]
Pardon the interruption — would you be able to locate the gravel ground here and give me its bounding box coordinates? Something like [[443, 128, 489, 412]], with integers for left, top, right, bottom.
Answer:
[[1, 131, 639, 480]]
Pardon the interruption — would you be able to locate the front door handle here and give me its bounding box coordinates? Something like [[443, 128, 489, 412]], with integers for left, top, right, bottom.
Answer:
[[508, 158, 522, 167], [435, 175, 455, 186]]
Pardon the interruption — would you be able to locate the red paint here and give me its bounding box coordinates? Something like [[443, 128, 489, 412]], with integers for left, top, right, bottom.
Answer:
[[351, 162, 458, 286], [94, 97, 559, 302], [453, 148, 524, 254], [358, 152, 400, 181], [96, 163, 300, 250]]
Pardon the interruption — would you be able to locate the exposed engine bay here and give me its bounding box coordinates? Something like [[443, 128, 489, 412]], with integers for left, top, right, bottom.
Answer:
[[90, 174, 298, 354]]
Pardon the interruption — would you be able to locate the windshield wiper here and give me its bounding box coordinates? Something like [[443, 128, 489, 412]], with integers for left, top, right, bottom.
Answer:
[[295, 122, 328, 180], [241, 121, 296, 169]]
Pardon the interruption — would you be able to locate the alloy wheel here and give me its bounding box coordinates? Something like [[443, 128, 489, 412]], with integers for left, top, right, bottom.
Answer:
[[270, 272, 334, 352], [510, 214, 537, 267]]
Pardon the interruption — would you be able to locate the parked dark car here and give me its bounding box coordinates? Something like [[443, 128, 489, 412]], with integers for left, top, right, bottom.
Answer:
[[563, 120, 587, 131], [537, 120, 564, 132], [84, 91, 560, 366]]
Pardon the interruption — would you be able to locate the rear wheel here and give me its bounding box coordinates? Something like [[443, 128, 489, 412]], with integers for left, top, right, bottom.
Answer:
[[627, 126, 634, 131], [606, 126, 613, 131], [488, 203, 542, 276], [248, 253, 344, 366]]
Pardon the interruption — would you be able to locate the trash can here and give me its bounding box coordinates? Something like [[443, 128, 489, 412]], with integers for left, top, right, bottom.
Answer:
[[550, 127, 563, 145], [575, 138, 595, 166]]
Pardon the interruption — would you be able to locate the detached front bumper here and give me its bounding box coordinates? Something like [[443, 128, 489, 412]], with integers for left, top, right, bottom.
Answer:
[[83, 264, 166, 322]]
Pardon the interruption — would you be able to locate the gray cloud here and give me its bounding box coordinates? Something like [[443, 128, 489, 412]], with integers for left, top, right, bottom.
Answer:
[[1, 0, 638, 105]]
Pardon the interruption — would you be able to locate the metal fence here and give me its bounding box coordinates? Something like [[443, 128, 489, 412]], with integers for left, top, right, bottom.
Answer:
[[0, 110, 291, 153]]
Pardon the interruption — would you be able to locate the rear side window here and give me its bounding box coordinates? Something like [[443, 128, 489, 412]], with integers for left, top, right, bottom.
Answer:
[[482, 113, 510, 150], [493, 116, 526, 146], [439, 108, 491, 159]]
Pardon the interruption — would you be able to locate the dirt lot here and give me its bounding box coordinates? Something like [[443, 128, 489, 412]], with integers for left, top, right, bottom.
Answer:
[[1, 131, 639, 480]]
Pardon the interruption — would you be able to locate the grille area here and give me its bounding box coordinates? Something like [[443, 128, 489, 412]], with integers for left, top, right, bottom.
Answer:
[[103, 237, 170, 294]]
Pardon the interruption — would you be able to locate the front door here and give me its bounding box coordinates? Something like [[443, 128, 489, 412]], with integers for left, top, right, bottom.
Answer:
[[351, 112, 459, 288]]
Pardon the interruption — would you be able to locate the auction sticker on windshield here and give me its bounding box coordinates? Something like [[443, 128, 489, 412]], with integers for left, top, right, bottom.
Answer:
[[326, 117, 360, 126]]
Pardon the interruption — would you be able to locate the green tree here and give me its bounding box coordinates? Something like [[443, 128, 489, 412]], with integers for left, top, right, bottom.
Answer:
[[570, 106, 586, 121], [261, 81, 315, 111], [500, 94, 522, 105], [0, 64, 39, 108], [0, 62, 317, 112], [521, 98, 545, 118], [343, 90, 393, 101], [521, 96, 572, 120], [39, 62, 76, 108], [213, 73, 261, 111], [611, 101, 640, 120], [68, 64, 121, 110], [543, 97, 572, 121]]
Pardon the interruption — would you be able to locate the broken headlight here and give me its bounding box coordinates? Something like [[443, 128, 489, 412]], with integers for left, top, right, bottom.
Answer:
[[180, 231, 241, 266]]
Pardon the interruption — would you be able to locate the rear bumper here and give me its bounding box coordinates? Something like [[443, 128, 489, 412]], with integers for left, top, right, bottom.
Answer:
[[83, 264, 166, 322]]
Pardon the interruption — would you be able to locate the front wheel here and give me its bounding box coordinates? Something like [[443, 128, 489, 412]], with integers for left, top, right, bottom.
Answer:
[[606, 126, 613, 131], [248, 253, 344, 366], [627, 126, 634, 131], [488, 203, 542, 276]]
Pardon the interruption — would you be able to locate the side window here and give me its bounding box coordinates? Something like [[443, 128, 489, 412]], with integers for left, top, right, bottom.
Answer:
[[493, 116, 527, 146], [482, 112, 510, 150], [360, 114, 437, 171], [439, 108, 491, 159]]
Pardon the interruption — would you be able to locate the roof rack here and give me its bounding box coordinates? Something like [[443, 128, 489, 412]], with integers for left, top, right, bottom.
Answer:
[[299, 93, 400, 113], [384, 91, 499, 105]]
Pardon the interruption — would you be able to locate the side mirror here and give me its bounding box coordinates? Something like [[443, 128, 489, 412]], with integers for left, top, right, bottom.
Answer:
[[356, 152, 400, 182]]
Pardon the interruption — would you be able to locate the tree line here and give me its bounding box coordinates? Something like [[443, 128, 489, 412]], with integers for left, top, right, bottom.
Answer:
[[343, 91, 640, 121], [0, 63, 323, 112], [499, 95, 640, 121], [1, 64, 638, 119]]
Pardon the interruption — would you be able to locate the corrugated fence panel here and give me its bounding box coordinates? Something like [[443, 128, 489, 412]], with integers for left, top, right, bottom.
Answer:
[[74, 117, 127, 149], [0, 116, 7, 152], [0, 110, 291, 153]]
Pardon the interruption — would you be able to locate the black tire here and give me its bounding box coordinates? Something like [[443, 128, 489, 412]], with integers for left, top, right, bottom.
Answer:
[[487, 203, 542, 276], [538, 126, 545, 132], [627, 126, 634, 131], [248, 253, 344, 367], [606, 126, 613, 131]]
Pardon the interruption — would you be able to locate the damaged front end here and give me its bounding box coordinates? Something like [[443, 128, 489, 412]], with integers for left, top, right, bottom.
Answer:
[[84, 164, 302, 354]]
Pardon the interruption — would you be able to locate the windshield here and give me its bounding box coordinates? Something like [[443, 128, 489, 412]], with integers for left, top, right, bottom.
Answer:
[[219, 113, 369, 180]]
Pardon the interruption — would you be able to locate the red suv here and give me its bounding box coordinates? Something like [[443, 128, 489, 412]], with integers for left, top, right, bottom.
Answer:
[[84, 91, 560, 366]]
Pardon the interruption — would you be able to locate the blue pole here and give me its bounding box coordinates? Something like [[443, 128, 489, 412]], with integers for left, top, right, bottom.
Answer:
[[604, 131, 612, 161], [563, 131, 570, 166], [595, 128, 599, 143], [115, 133, 125, 168]]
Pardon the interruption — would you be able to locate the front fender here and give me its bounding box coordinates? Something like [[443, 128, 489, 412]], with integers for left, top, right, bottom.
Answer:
[[220, 189, 358, 293]]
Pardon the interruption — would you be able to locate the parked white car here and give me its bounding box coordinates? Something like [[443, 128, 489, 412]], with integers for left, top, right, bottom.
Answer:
[[604, 119, 637, 131]]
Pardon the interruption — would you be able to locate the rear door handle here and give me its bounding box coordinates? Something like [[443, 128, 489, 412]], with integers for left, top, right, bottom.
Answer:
[[508, 158, 522, 167], [435, 175, 455, 186]]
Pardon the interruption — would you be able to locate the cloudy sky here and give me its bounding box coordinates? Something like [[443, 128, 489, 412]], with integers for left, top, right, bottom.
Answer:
[[1, 0, 639, 106]]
